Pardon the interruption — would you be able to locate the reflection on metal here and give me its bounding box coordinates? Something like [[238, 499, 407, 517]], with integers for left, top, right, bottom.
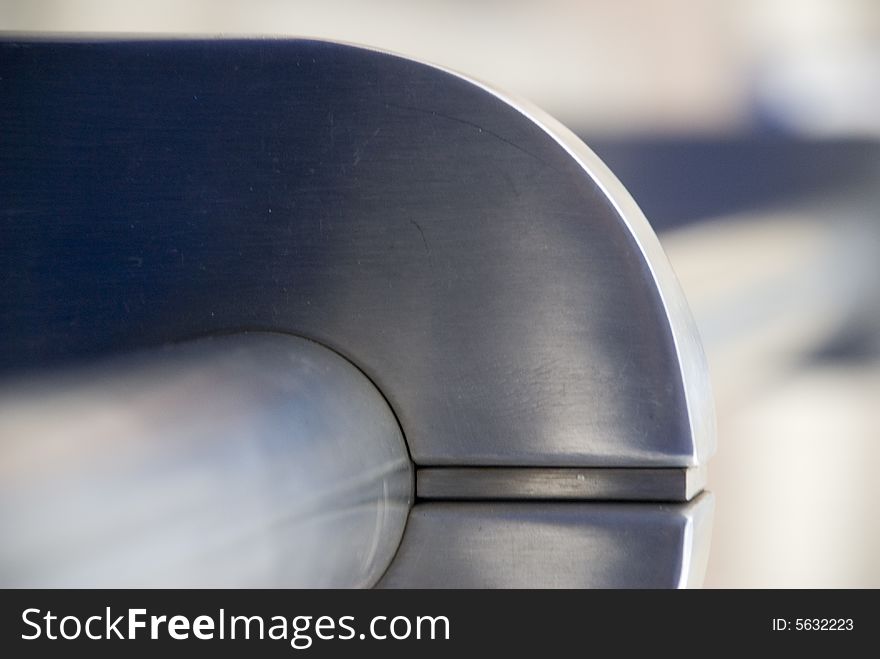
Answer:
[[0, 38, 715, 588], [379, 494, 714, 588], [417, 466, 707, 502], [0, 333, 413, 587]]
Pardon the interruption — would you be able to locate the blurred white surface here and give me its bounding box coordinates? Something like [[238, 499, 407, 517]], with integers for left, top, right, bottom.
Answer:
[[662, 211, 880, 587], [707, 363, 880, 587], [3, 0, 879, 135], [1, 0, 749, 133]]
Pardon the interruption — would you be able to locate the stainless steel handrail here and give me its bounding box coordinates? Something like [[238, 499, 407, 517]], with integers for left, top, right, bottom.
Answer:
[[0, 333, 413, 587]]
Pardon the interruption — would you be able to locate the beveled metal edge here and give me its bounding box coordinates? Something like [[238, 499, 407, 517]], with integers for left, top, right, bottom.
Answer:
[[416, 466, 708, 503], [679, 491, 715, 588], [377, 493, 714, 588]]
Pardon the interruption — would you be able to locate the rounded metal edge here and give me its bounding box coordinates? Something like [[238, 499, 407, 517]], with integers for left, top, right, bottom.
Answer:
[[427, 60, 717, 466], [331, 37, 716, 466], [0, 35, 715, 466]]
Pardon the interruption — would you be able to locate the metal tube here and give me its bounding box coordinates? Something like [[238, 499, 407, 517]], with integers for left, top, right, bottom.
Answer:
[[0, 332, 413, 587]]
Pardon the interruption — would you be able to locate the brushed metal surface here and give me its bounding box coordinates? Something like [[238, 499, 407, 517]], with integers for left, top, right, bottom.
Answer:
[[416, 466, 707, 502], [0, 332, 412, 587], [0, 38, 713, 468], [378, 493, 714, 588]]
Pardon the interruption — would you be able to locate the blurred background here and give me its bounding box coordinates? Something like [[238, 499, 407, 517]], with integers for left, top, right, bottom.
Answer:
[[2, 0, 878, 587]]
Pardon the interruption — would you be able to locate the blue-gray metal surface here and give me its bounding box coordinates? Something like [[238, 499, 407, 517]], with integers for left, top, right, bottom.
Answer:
[[0, 38, 713, 468]]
